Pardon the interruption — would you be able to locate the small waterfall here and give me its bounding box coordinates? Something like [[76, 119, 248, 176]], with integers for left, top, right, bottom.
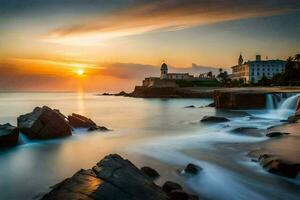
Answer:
[[266, 94, 275, 109], [263, 93, 300, 120], [277, 93, 300, 119], [18, 133, 30, 144]]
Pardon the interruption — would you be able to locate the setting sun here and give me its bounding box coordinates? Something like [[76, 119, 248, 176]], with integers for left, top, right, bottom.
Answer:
[[76, 69, 85, 76]]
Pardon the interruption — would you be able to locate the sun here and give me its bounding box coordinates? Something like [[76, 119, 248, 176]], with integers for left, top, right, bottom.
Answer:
[[76, 69, 85, 76]]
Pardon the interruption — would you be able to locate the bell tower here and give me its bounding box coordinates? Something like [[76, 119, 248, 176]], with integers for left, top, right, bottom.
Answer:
[[238, 53, 243, 66], [160, 63, 168, 79]]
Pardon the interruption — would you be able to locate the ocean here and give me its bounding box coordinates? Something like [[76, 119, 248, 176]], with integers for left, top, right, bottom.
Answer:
[[0, 92, 299, 200]]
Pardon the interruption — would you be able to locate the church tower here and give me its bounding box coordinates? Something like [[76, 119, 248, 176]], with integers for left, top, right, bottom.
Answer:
[[160, 63, 168, 79], [238, 54, 243, 66]]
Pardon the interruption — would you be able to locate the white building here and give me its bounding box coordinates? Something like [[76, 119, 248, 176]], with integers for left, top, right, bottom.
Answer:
[[231, 54, 286, 83], [160, 63, 193, 80]]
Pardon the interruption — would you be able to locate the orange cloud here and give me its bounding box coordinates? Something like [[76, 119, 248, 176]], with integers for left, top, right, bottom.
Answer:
[[43, 0, 299, 45]]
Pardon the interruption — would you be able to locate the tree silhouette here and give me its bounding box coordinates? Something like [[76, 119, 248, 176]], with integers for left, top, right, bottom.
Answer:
[[294, 54, 300, 62]]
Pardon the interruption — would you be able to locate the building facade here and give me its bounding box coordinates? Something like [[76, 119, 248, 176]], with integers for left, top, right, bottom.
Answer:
[[231, 54, 286, 83], [142, 63, 214, 87]]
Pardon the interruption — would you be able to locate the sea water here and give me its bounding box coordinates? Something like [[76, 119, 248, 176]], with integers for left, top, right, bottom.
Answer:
[[0, 92, 299, 200]]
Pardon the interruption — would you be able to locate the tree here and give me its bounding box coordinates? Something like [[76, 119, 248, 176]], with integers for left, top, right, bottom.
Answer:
[[294, 54, 300, 62], [207, 71, 213, 78]]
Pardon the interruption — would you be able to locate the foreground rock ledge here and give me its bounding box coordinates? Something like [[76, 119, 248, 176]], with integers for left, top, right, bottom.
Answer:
[[41, 154, 171, 200]]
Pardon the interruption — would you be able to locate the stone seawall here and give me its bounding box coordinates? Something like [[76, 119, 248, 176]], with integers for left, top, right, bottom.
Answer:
[[213, 90, 266, 109], [130, 86, 213, 98]]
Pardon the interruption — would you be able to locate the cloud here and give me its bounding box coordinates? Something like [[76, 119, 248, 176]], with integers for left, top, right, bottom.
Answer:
[[0, 58, 222, 91], [43, 0, 300, 45]]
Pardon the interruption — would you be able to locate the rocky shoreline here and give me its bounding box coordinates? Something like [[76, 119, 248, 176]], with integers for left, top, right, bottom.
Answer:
[[0, 106, 109, 149], [40, 154, 200, 200]]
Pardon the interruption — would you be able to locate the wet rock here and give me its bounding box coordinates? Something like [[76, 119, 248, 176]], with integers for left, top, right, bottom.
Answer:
[[162, 181, 182, 193], [287, 115, 300, 123], [248, 151, 300, 179], [184, 163, 202, 175], [169, 190, 189, 200], [200, 116, 229, 123], [41, 154, 169, 200], [141, 166, 160, 179], [68, 113, 96, 128], [206, 102, 215, 107], [87, 126, 109, 132], [231, 127, 263, 137], [114, 91, 128, 96], [0, 123, 19, 148], [266, 132, 290, 137], [264, 158, 300, 178], [18, 106, 72, 139], [184, 105, 195, 108], [68, 113, 108, 131]]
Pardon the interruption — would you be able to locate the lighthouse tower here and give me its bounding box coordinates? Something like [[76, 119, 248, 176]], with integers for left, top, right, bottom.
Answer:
[[160, 63, 168, 79]]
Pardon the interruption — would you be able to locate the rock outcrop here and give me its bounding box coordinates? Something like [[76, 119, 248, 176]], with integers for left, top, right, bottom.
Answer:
[[200, 116, 229, 123], [231, 127, 263, 137], [17, 106, 72, 139], [68, 113, 97, 128], [68, 113, 108, 131], [266, 131, 290, 138], [41, 154, 199, 200], [248, 150, 300, 179], [213, 90, 266, 109], [141, 166, 160, 179], [184, 163, 202, 175], [40, 154, 169, 200], [0, 123, 19, 148]]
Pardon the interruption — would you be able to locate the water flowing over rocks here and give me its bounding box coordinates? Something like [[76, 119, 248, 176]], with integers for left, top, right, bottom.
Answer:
[[0, 123, 19, 148], [40, 154, 199, 200], [17, 106, 72, 139], [200, 116, 230, 123]]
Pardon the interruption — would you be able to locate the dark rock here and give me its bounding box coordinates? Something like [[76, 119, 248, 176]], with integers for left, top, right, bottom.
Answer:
[[18, 106, 72, 139], [287, 115, 300, 123], [169, 190, 189, 200], [206, 102, 215, 107], [266, 132, 290, 137], [184, 163, 202, 174], [114, 91, 128, 96], [184, 105, 195, 108], [88, 126, 109, 132], [141, 166, 160, 179], [231, 127, 263, 137], [248, 151, 300, 179], [68, 113, 96, 128], [41, 154, 169, 200], [162, 181, 182, 193], [188, 195, 200, 200], [0, 123, 19, 148], [200, 116, 229, 123], [102, 93, 111, 96], [264, 158, 300, 178]]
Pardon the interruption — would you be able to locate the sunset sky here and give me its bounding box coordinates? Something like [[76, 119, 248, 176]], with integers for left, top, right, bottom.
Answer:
[[0, 0, 299, 92]]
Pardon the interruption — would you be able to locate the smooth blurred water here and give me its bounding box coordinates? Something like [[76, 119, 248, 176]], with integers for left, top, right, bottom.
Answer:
[[0, 92, 299, 200]]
